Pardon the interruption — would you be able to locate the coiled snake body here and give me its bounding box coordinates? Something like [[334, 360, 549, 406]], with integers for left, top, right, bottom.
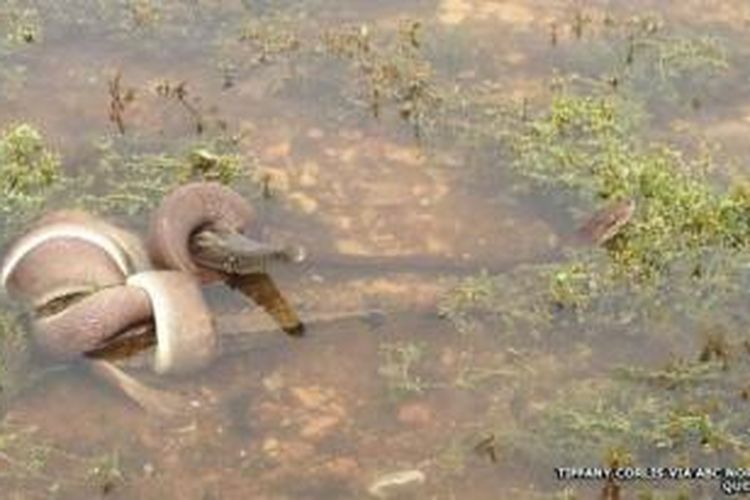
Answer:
[[0, 181, 635, 416]]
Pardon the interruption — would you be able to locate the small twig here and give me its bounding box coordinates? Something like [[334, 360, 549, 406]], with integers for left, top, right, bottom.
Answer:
[[155, 80, 205, 134], [108, 70, 135, 134]]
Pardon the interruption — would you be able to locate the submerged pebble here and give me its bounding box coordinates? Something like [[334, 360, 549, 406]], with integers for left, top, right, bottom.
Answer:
[[367, 469, 426, 498], [288, 191, 319, 214], [397, 401, 432, 426]]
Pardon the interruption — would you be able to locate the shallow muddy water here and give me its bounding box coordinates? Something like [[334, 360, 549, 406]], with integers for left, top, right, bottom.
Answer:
[[2, 1, 750, 499]]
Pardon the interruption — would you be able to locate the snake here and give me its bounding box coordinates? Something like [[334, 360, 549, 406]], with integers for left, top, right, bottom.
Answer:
[[0, 184, 373, 415], [0, 181, 635, 416], [0, 211, 201, 416], [188, 195, 637, 277]]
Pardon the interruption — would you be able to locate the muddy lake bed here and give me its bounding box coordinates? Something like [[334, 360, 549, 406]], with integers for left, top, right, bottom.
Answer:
[[3, 1, 750, 498]]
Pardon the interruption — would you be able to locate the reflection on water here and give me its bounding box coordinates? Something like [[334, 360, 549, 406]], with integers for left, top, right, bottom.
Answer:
[[2, 0, 750, 498]]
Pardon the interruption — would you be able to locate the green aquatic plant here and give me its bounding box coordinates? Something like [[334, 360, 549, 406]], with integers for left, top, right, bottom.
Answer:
[[544, 11, 727, 106], [440, 87, 750, 349], [238, 12, 301, 64], [79, 134, 252, 217], [489, 314, 750, 474], [438, 266, 557, 339], [549, 261, 600, 312], [438, 71, 750, 495], [0, 308, 30, 410], [0, 422, 52, 479], [322, 20, 442, 136], [187, 147, 247, 185], [634, 34, 727, 83], [227, 16, 444, 135], [86, 449, 125, 495], [0, 418, 131, 496], [502, 369, 750, 471], [377, 341, 429, 399], [125, 0, 161, 29], [502, 379, 665, 465], [619, 16, 728, 101], [434, 435, 471, 475], [0, 123, 61, 234], [0, 2, 41, 46], [413, 11, 729, 161], [0, 124, 59, 203], [509, 89, 750, 282]]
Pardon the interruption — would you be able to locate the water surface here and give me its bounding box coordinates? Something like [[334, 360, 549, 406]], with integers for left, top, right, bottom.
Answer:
[[2, 1, 750, 498]]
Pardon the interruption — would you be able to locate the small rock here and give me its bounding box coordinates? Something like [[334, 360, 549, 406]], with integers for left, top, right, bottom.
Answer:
[[440, 347, 456, 367], [290, 385, 331, 409], [256, 400, 283, 423], [255, 167, 290, 193], [262, 437, 280, 457], [367, 470, 426, 499], [338, 147, 357, 163], [334, 216, 353, 230], [307, 128, 324, 139], [383, 144, 424, 167], [262, 371, 285, 394], [271, 439, 315, 461], [143, 462, 155, 477], [288, 192, 318, 214], [263, 141, 291, 160], [321, 456, 359, 479], [299, 160, 320, 187], [340, 129, 363, 140], [397, 402, 432, 427], [300, 414, 341, 439]]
